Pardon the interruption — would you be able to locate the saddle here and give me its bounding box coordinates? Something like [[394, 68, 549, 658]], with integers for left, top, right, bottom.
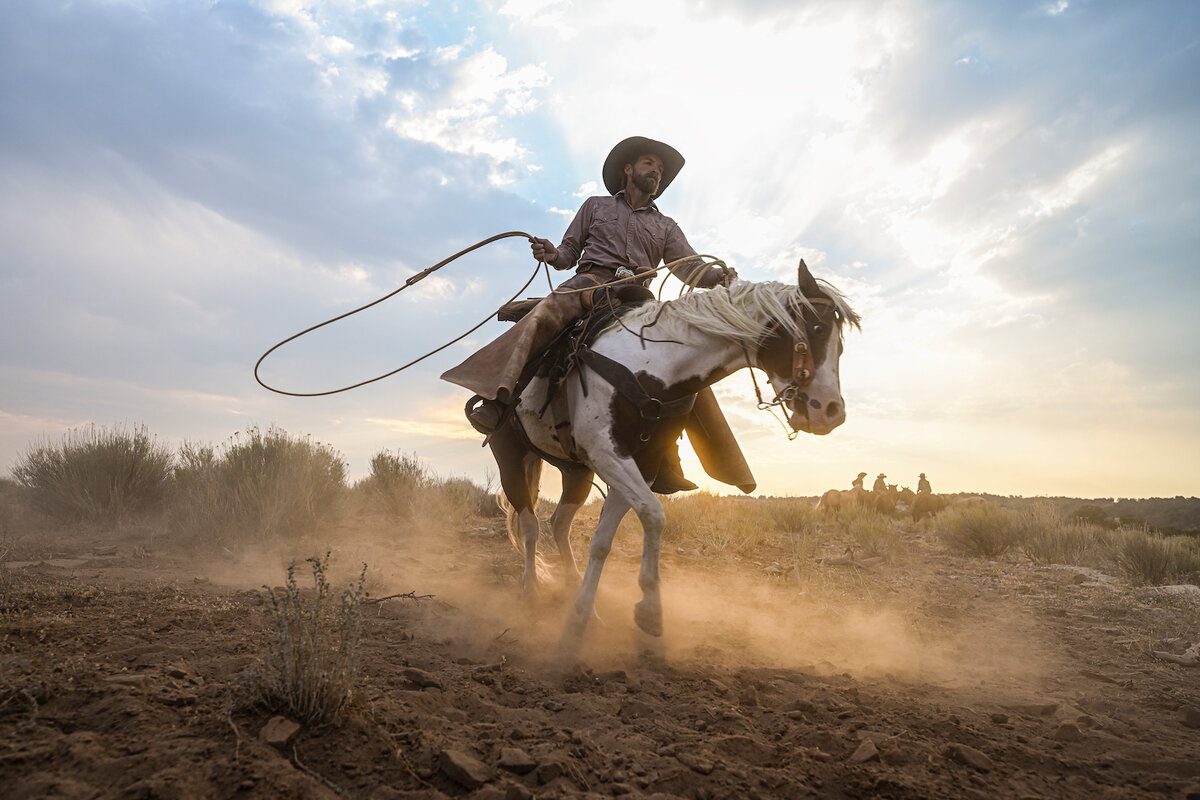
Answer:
[[478, 283, 675, 467]]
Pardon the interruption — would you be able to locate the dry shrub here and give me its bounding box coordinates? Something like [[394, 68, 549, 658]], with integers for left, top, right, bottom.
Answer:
[[838, 506, 903, 561], [170, 426, 346, 545], [356, 450, 428, 518], [939, 503, 1019, 558], [356, 451, 497, 529], [11, 424, 172, 524], [1114, 529, 1200, 586], [255, 554, 366, 724], [1018, 503, 1115, 566]]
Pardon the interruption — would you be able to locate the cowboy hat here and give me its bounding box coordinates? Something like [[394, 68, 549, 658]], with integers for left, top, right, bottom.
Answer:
[[602, 136, 685, 198]]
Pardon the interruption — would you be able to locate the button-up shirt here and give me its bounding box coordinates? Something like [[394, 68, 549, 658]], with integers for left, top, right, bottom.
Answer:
[[550, 191, 722, 288]]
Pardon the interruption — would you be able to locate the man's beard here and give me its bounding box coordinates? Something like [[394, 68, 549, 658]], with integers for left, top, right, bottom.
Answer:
[[632, 172, 660, 195]]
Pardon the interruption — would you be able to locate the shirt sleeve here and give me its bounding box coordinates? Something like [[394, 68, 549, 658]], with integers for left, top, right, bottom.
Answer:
[[551, 199, 593, 270], [663, 219, 723, 288]]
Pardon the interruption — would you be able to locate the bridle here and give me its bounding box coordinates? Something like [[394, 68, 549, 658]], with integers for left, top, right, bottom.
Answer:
[[746, 294, 839, 439]]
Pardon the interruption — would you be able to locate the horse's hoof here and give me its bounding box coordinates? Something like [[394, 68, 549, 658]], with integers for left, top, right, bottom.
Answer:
[[634, 601, 663, 637]]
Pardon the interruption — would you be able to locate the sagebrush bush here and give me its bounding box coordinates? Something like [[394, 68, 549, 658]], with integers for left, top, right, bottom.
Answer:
[[11, 424, 173, 523], [355, 450, 428, 518], [257, 554, 366, 724], [1114, 529, 1200, 586], [356, 452, 498, 525], [939, 503, 1019, 558], [1018, 504, 1115, 567], [170, 426, 346, 544]]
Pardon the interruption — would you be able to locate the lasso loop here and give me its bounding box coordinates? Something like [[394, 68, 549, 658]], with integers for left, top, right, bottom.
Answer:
[[254, 232, 729, 397]]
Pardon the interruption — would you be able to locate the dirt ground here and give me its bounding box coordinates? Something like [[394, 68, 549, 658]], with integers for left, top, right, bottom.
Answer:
[[2, 506, 1199, 800]]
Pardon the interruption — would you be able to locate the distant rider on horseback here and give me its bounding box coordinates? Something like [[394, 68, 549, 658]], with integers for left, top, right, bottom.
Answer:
[[440, 136, 756, 494]]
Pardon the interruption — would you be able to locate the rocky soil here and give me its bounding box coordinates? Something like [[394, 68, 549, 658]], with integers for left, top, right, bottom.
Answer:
[[2, 509, 1199, 799]]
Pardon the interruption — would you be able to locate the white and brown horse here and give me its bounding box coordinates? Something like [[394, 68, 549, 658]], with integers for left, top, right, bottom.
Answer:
[[480, 260, 859, 651]]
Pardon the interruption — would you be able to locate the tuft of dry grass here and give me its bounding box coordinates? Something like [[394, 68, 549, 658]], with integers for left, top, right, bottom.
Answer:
[[11, 424, 173, 524], [255, 553, 367, 725], [837, 506, 904, 561], [660, 493, 766, 557], [938, 503, 1020, 558]]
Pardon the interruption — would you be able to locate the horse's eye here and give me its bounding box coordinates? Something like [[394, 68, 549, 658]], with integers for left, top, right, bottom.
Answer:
[[811, 324, 824, 337]]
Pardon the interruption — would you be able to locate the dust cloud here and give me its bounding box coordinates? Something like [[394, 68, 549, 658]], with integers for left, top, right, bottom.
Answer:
[[187, 510, 1053, 704]]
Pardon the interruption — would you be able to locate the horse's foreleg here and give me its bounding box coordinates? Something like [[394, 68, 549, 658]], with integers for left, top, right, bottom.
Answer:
[[632, 495, 667, 637], [561, 492, 630, 654]]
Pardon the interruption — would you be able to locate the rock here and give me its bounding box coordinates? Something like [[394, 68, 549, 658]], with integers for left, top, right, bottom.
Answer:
[[675, 751, 715, 775], [438, 749, 491, 789], [847, 739, 878, 763], [990, 713, 1009, 724], [618, 699, 654, 719], [738, 685, 760, 706], [259, 716, 301, 748], [1178, 706, 1200, 729], [535, 761, 564, 784], [104, 673, 150, 688], [1053, 723, 1084, 742], [403, 668, 444, 689], [713, 735, 774, 765], [505, 786, 533, 800], [497, 747, 536, 774], [1157, 584, 1200, 595], [944, 743, 993, 772], [92, 545, 118, 556]]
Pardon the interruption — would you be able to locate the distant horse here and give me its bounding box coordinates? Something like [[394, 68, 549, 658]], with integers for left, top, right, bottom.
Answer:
[[816, 487, 893, 514], [481, 261, 859, 651], [912, 493, 950, 520]]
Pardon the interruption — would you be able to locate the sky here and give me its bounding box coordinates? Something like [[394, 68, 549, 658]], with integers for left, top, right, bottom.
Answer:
[[1, 0, 1197, 500]]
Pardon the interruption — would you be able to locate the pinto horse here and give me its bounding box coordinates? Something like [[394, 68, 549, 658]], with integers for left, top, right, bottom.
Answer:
[[482, 260, 859, 650]]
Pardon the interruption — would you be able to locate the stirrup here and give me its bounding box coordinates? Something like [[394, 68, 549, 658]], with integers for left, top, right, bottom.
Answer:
[[465, 395, 506, 435]]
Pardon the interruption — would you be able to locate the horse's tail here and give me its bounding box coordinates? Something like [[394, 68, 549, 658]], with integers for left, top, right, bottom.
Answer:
[[496, 490, 553, 585]]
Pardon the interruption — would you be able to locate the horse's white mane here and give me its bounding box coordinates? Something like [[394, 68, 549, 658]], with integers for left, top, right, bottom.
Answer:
[[609, 279, 859, 346]]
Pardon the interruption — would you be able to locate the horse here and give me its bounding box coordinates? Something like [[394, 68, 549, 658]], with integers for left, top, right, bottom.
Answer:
[[480, 260, 859, 651]]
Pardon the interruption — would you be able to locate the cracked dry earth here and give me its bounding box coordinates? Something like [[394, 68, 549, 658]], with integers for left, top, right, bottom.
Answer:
[[2, 510, 1199, 800]]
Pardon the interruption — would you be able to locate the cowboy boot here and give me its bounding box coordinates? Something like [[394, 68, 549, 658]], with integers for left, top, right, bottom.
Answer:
[[465, 392, 509, 435], [650, 439, 699, 494]]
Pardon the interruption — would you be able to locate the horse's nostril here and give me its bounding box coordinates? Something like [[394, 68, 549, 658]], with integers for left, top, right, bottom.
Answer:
[[826, 402, 842, 418], [809, 398, 821, 410]]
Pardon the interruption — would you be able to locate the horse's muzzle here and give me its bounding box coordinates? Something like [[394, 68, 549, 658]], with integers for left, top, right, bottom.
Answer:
[[789, 397, 845, 435]]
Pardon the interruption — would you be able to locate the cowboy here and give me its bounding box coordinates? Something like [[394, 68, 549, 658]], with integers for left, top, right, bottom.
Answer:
[[441, 136, 754, 494], [872, 473, 887, 493], [917, 472, 931, 495], [851, 471, 867, 489]]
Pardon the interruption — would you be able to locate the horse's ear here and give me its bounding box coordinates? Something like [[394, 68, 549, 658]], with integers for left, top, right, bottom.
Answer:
[[797, 259, 820, 294]]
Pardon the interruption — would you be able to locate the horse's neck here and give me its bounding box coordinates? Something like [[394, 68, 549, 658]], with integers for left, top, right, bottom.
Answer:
[[594, 326, 747, 388]]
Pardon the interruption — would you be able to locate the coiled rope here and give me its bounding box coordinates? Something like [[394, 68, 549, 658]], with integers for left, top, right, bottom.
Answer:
[[253, 231, 729, 397]]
